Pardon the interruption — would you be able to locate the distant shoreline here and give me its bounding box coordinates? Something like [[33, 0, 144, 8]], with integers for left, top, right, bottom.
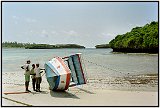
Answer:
[[112, 48, 158, 53], [2, 42, 85, 49], [2, 47, 89, 49]]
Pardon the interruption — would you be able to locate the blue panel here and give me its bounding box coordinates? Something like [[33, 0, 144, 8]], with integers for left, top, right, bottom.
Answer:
[[68, 55, 85, 85], [44, 64, 57, 78], [53, 76, 60, 90], [45, 62, 59, 76], [68, 57, 78, 84], [47, 77, 56, 90], [45, 62, 61, 90], [47, 76, 59, 90], [72, 55, 85, 84]]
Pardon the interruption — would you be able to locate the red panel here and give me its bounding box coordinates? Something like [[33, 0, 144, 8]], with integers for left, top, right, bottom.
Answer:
[[56, 57, 71, 90]]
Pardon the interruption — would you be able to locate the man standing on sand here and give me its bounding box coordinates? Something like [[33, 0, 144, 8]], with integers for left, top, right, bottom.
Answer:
[[35, 64, 43, 92], [30, 64, 36, 91], [21, 60, 31, 92]]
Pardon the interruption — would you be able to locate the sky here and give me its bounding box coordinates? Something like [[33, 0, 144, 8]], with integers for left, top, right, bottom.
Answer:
[[2, 2, 158, 48]]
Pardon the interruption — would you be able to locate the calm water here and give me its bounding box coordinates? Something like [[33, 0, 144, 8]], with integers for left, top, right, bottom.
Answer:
[[2, 48, 158, 77]]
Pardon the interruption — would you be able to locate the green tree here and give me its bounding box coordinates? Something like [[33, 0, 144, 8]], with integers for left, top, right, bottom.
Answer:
[[109, 21, 158, 53]]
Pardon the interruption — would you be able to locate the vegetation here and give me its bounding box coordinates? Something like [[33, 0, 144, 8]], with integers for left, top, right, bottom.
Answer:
[[2, 42, 85, 49], [25, 44, 56, 49], [55, 44, 85, 49], [109, 21, 158, 53], [2, 41, 29, 48], [95, 44, 110, 48]]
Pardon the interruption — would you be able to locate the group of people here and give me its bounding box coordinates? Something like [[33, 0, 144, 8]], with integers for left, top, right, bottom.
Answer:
[[21, 60, 44, 92]]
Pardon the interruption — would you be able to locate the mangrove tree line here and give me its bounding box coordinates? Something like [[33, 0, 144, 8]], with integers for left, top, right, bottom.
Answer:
[[109, 21, 158, 53]]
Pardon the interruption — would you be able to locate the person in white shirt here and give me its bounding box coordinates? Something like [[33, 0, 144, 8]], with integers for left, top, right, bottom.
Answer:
[[35, 64, 43, 92], [21, 60, 31, 92]]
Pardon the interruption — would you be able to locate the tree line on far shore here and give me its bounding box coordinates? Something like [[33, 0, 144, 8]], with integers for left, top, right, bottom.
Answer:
[[95, 44, 110, 48], [2, 41, 29, 48], [2, 42, 85, 49]]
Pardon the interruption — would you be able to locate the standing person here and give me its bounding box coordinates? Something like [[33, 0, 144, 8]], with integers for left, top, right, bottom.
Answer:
[[30, 64, 36, 91], [35, 64, 43, 92], [21, 60, 31, 92]]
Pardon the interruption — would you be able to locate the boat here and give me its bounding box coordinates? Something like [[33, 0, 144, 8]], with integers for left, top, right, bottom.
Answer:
[[44, 53, 87, 91]]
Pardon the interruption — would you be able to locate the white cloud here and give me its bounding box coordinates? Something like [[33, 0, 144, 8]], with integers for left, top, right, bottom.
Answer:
[[101, 32, 117, 37], [51, 31, 58, 35], [12, 15, 19, 20], [41, 30, 49, 38], [128, 23, 144, 29], [12, 16, 19, 24], [42, 30, 47, 34], [69, 30, 77, 35], [101, 33, 116, 42], [12, 15, 37, 23], [25, 18, 37, 23], [14, 21, 18, 24], [62, 30, 78, 36], [30, 30, 33, 33]]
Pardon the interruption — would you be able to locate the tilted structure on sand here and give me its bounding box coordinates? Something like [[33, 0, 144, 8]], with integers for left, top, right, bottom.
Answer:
[[44, 53, 87, 91]]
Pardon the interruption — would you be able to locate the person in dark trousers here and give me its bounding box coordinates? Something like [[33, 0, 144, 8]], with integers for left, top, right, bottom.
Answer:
[[35, 64, 43, 92], [30, 64, 36, 91], [21, 60, 31, 92]]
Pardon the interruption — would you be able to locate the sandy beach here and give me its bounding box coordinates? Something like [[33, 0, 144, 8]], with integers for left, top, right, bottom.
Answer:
[[2, 0, 159, 107], [2, 71, 158, 106]]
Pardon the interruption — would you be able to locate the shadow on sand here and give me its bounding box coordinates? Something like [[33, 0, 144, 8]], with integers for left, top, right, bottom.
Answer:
[[30, 91, 49, 95], [75, 87, 95, 94], [50, 90, 80, 99]]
